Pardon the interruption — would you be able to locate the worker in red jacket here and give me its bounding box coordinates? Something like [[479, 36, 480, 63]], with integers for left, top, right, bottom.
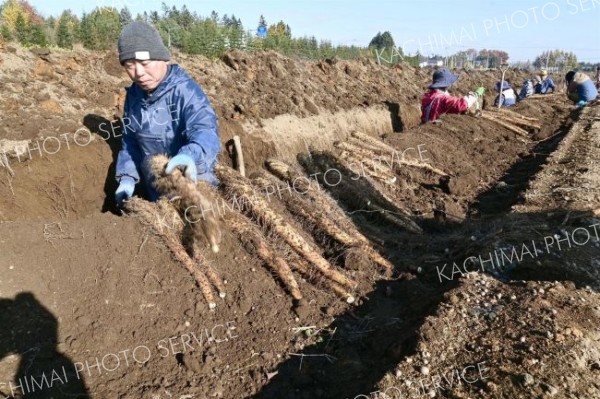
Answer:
[[421, 68, 484, 124]]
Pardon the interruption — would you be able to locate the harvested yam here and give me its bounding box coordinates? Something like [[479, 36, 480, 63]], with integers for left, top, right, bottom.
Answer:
[[192, 251, 226, 299], [482, 110, 541, 130], [479, 113, 530, 137], [216, 164, 357, 289], [288, 258, 355, 303], [389, 158, 449, 177], [339, 150, 397, 184], [335, 141, 379, 161], [252, 173, 394, 271], [126, 198, 217, 310], [149, 154, 221, 253], [494, 107, 540, 122], [348, 134, 449, 177], [265, 159, 370, 246], [350, 131, 396, 154], [528, 93, 561, 99], [348, 137, 391, 155], [226, 211, 302, 301]]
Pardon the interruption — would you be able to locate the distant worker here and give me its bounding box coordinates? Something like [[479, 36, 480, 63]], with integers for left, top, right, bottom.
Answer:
[[421, 69, 484, 124], [114, 21, 221, 209], [518, 78, 536, 101], [596, 66, 600, 90], [534, 69, 556, 94], [565, 70, 598, 107], [494, 80, 516, 107]]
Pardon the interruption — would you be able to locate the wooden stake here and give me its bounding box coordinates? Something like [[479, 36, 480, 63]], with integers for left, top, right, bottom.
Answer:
[[233, 135, 246, 177]]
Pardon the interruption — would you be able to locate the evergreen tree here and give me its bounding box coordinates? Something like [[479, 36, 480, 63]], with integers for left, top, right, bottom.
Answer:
[[56, 12, 73, 48], [0, 23, 13, 41], [258, 14, 267, 27], [149, 11, 159, 24], [15, 12, 28, 44], [119, 7, 132, 27], [170, 5, 180, 21], [28, 22, 47, 46], [221, 13, 229, 26], [533, 49, 577, 71], [78, 12, 93, 47], [91, 7, 120, 50], [369, 31, 395, 49], [179, 5, 193, 30]]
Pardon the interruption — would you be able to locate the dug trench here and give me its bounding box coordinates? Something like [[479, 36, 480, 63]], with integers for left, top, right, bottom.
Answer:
[[0, 47, 598, 399]]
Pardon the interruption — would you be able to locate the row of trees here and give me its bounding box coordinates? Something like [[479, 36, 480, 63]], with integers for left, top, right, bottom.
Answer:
[[0, 1, 594, 70], [0, 0, 366, 60]]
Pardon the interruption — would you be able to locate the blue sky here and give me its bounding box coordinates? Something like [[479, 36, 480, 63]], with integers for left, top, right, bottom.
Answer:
[[30, 0, 600, 62]]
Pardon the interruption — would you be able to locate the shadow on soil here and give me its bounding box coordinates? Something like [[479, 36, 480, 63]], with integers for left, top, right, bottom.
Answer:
[[83, 114, 153, 215], [0, 293, 89, 398]]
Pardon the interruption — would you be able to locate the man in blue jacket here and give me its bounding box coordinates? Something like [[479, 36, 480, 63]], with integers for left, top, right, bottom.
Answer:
[[114, 21, 221, 208], [493, 80, 516, 107], [565, 70, 598, 107], [534, 69, 556, 94]]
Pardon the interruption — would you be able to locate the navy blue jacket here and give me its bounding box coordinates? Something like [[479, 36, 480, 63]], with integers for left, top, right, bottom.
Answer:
[[567, 72, 598, 103], [535, 77, 556, 94], [116, 65, 220, 200]]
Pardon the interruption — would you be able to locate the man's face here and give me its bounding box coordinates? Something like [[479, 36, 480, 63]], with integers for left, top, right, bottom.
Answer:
[[123, 59, 168, 92]]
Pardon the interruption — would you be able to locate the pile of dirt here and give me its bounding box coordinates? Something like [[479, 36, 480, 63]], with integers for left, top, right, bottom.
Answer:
[[1, 44, 597, 399]]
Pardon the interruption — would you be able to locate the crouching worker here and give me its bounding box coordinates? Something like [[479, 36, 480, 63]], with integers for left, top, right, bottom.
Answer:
[[114, 21, 221, 208], [421, 68, 484, 123], [565, 70, 598, 107], [494, 80, 516, 107], [535, 69, 556, 94], [518, 78, 536, 101]]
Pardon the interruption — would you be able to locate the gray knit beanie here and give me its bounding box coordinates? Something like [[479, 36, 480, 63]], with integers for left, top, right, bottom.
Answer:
[[118, 21, 170, 65]]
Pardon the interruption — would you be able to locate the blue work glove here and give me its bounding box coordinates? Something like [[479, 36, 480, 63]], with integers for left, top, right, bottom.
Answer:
[[115, 177, 135, 208], [576, 100, 588, 107], [165, 154, 197, 182]]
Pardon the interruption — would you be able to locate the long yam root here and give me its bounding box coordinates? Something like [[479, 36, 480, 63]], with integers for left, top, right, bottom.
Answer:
[[227, 213, 302, 300], [265, 159, 370, 245], [289, 258, 355, 303], [479, 113, 530, 137], [149, 154, 221, 253], [126, 198, 217, 309], [350, 131, 396, 154], [216, 164, 357, 290], [253, 173, 393, 271]]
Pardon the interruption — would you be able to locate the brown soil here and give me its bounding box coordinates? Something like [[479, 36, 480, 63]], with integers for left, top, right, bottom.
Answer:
[[0, 45, 598, 399]]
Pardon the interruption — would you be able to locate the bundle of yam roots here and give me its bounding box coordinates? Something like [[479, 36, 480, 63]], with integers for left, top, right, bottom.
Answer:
[[125, 132, 429, 312]]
